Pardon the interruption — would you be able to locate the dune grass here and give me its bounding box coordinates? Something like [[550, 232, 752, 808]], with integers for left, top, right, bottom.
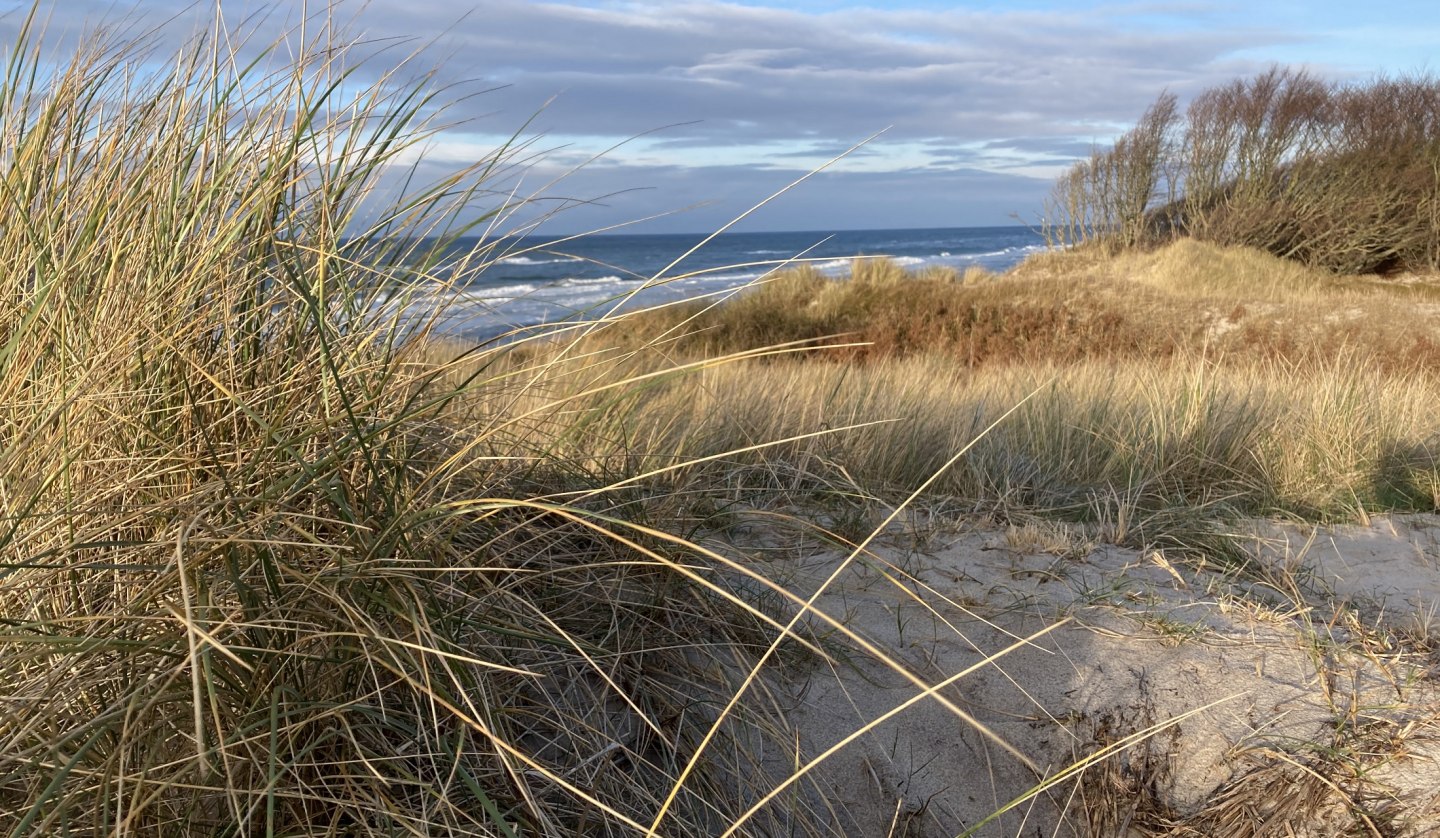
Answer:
[[5, 5, 1440, 837], [493, 240, 1440, 533], [591, 240, 1440, 374], [459, 345, 1438, 530], [0, 10, 860, 836], [0, 8, 1125, 836]]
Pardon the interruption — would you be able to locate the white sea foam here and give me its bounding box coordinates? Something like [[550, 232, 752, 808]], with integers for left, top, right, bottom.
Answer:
[[555, 274, 626, 288], [498, 255, 583, 266], [462, 283, 538, 301], [806, 255, 925, 274], [668, 268, 766, 286], [980, 247, 1017, 258], [380, 232, 1045, 341], [931, 244, 1046, 263]]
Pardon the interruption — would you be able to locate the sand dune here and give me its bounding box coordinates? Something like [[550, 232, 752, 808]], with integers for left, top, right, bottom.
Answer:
[[712, 512, 1440, 835]]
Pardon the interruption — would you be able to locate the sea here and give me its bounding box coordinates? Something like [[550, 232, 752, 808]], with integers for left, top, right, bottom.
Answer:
[[385, 225, 1046, 340]]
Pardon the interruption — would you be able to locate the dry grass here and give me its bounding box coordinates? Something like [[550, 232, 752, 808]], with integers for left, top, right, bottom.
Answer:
[[6, 5, 1440, 837], [594, 240, 1440, 374], [470, 347, 1438, 526], [0, 10, 843, 836], [472, 239, 1436, 525]]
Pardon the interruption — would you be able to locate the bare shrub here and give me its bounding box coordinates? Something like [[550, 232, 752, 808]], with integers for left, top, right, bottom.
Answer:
[[1046, 66, 1440, 274], [1044, 95, 1180, 249]]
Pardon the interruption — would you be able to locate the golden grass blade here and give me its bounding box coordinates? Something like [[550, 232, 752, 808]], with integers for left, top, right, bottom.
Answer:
[[721, 619, 1070, 838], [645, 380, 1054, 835], [959, 693, 1246, 837]]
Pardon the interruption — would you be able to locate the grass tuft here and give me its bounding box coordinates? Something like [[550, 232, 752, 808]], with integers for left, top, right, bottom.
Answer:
[[0, 9, 830, 835]]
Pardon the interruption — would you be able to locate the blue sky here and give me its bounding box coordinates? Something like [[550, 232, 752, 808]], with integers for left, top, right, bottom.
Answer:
[[3, 1, 1434, 234]]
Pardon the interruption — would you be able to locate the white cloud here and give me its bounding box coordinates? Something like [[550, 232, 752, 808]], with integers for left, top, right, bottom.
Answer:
[[2, 0, 1421, 230]]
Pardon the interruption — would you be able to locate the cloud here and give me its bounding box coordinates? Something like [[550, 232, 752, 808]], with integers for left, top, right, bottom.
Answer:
[[375, 155, 1055, 234], [373, 1, 1280, 143], [2, 0, 1419, 231], [979, 137, 1103, 157], [20, 0, 1289, 146]]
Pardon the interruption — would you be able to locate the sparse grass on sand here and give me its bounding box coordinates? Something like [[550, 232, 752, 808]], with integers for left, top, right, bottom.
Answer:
[[5, 6, 1440, 837], [437, 240, 1440, 834]]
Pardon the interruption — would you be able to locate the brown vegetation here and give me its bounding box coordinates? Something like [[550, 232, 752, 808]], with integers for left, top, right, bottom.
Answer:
[[0, 13, 819, 836], [6, 7, 1440, 835], [460, 242, 1440, 526], [591, 243, 1440, 374], [1046, 67, 1440, 275]]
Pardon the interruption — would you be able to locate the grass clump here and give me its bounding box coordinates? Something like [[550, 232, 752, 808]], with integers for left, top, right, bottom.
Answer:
[[597, 353, 1438, 518], [0, 10, 827, 836], [603, 241, 1440, 374], [605, 258, 1182, 365]]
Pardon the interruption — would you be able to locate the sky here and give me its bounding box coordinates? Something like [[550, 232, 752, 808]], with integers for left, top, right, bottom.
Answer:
[[3, 0, 1437, 234]]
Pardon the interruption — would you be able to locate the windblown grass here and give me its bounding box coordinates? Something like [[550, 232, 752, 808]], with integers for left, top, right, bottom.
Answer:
[[7, 5, 1440, 836], [497, 240, 1440, 530], [469, 349, 1438, 523], [599, 240, 1440, 373], [0, 10, 850, 836]]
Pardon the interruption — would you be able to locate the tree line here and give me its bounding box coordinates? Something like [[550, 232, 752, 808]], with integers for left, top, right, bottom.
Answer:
[[1044, 67, 1440, 274]]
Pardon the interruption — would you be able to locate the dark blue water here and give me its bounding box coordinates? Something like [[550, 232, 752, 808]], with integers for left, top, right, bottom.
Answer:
[[386, 226, 1045, 339]]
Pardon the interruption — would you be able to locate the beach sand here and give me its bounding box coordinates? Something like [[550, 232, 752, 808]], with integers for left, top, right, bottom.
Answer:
[[707, 511, 1440, 836]]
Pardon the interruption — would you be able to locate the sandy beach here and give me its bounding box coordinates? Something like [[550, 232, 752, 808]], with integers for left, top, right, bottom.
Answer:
[[706, 510, 1440, 835]]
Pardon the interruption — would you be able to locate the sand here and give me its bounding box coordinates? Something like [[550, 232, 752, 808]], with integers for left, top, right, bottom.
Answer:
[[711, 511, 1440, 836]]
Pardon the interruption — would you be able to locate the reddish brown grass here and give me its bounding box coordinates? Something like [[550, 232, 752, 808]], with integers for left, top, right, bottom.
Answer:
[[596, 242, 1440, 375]]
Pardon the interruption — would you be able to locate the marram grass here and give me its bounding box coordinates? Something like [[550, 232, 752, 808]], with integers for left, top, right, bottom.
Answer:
[[0, 9, 839, 837], [6, 5, 1440, 837], [494, 239, 1440, 526]]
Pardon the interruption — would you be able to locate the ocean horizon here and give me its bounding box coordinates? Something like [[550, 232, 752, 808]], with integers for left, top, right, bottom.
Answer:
[[387, 225, 1047, 340]]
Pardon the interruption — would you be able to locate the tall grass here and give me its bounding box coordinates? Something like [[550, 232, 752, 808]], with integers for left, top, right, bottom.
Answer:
[[0, 10, 852, 835], [596, 241, 1440, 373], [499, 350, 1439, 522], [8, 6, 1437, 836], [511, 241, 1440, 528]]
